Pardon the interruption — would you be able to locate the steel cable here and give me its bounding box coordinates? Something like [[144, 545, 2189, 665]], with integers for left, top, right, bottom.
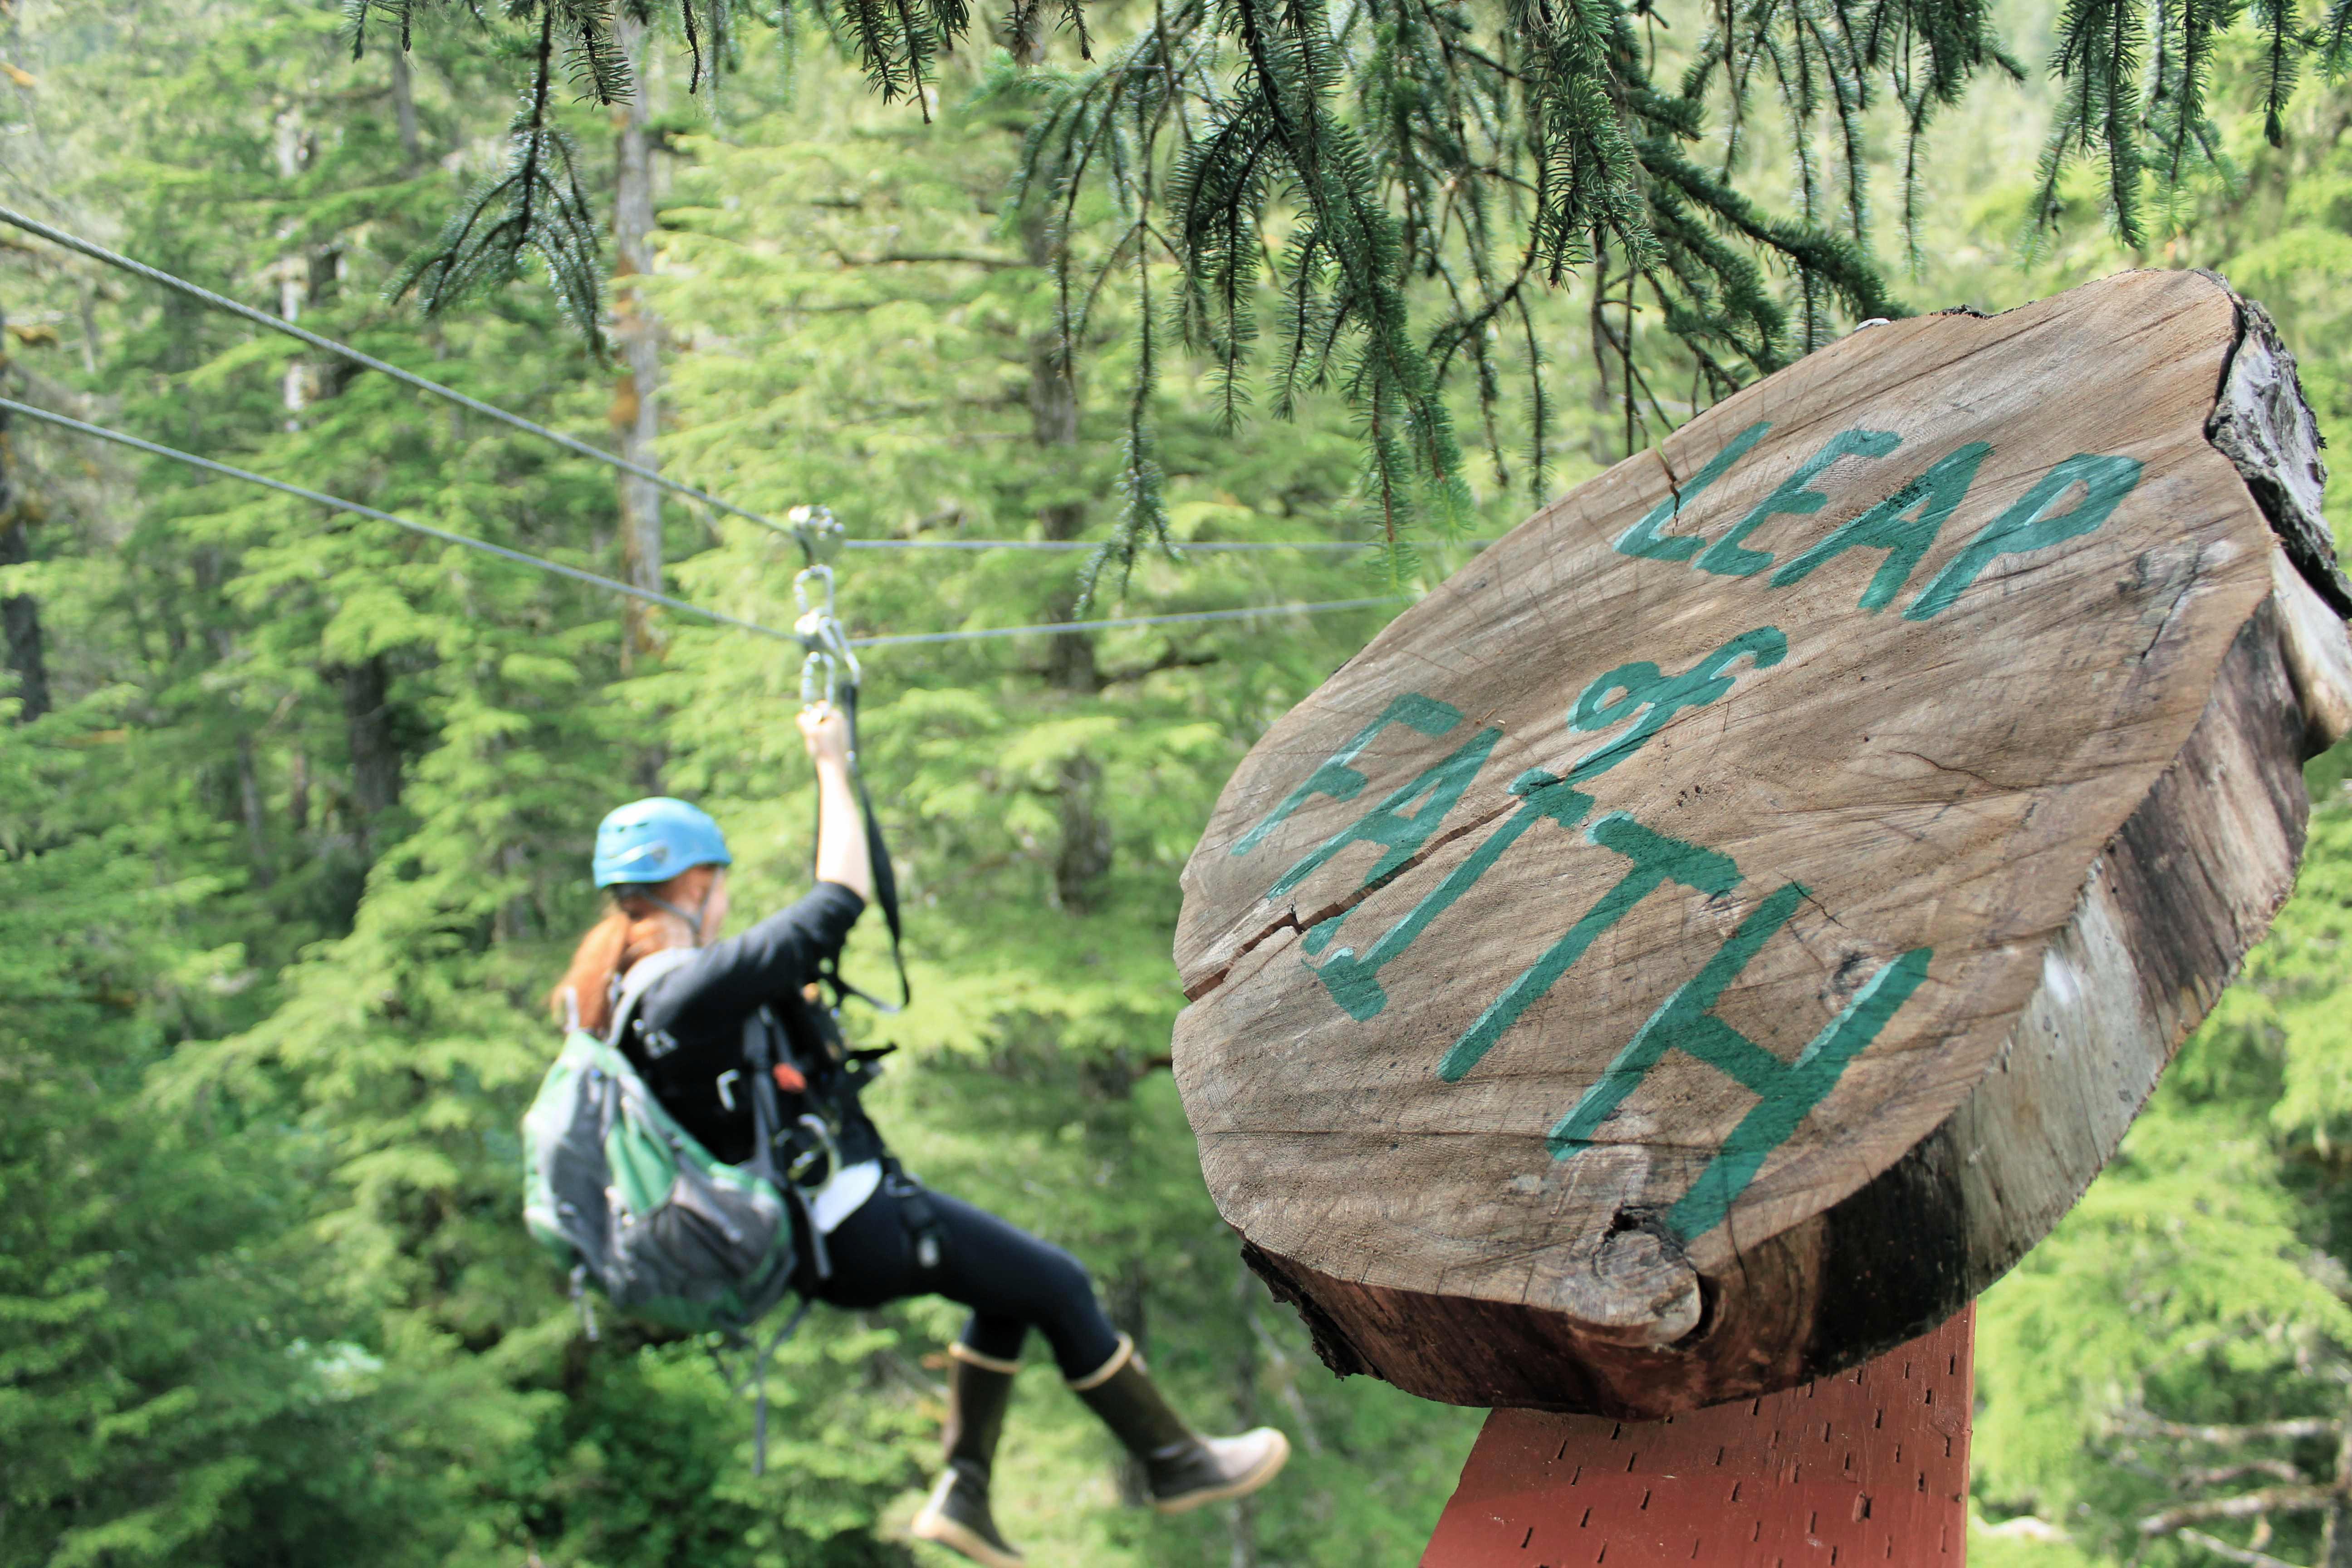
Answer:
[[853, 600, 1399, 646], [0, 397, 806, 642], [6, 397, 1401, 650]]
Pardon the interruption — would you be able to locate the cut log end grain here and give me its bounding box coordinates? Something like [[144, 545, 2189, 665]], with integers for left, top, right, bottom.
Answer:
[[1171, 271, 2352, 1417]]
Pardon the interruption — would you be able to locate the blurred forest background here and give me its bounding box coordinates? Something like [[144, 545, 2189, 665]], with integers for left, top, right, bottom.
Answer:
[[1, 0, 2349, 1563]]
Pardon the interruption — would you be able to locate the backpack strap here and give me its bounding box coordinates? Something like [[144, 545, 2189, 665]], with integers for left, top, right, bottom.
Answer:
[[604, 947, 697, 1049]]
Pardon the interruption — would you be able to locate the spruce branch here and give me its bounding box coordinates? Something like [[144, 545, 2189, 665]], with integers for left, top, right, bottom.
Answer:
[[1075, 224, 1175, 612], [370, 0, 2351, 545], [2324, 0, 2352, 74], [2035, 0, 2149, 245], [2253, 0, 2301, 144], [391, 5, 608, 352], [346, 0, 432, 55]]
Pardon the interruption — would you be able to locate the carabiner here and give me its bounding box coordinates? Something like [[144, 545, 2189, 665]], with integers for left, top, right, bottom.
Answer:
[[799, 644, 839, 710], [792, 563, 861, 714], [792, 564, 861, 718], [794, 563, 837, 621]]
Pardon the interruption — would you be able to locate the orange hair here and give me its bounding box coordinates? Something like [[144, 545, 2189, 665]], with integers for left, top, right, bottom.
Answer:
[[549, 865, 719, 1036]]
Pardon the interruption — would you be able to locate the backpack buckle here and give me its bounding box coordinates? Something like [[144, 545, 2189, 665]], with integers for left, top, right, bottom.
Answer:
[[784, 1113, 841, 1188]]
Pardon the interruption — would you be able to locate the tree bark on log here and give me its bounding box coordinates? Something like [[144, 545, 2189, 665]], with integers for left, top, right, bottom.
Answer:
[[1171, 271, 2352, 1416]]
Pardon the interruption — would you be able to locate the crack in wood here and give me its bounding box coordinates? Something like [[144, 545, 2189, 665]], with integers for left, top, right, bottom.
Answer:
[[1184, 780, 1532, 1002], [1886, 750, 2019, 794]]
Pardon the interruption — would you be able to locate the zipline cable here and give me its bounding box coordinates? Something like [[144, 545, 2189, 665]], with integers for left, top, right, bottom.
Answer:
[[853, 600, 1400, 647], [5, 397, 1400, 651], [0, 397, 807, 642], [836, 540, 1442, 552], [0, 208, 1467, 559]]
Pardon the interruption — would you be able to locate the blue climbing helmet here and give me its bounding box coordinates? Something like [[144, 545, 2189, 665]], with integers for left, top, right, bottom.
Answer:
[[593, 797, 733, 889]]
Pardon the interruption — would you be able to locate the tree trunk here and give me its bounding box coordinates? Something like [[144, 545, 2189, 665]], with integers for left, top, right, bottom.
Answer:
[[2319, 1418, 2352, 1568], [1172, 272, 2352, 1417], [1015, 189, 1114, 904], [391, 49, 421, 170], [233, 731, 272, 885], [0, 332, 49, 723], [1019, 198, 1097, 691], [263, 130, 397, 860], [73, 274, 98, 376], [289, 748, 310, 833], [611, 12, 664, 657], [0, 0, 49, 726], [0, 511, 48, 724], [191, 543, 272, 885], [1053, 753, 1113, 914], [338, 655, 402, 836], [273, 107, 314, 429]]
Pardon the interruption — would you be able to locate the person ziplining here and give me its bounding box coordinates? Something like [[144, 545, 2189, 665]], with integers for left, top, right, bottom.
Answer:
[[534, 700, 1289, 1567]]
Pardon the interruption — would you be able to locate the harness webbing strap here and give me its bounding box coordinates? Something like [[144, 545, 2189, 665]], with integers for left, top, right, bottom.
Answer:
[[743, 1009, 832, 1285]]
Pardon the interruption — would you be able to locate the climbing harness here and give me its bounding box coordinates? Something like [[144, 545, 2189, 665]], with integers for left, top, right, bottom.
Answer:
[[887, 1166, 948, 1274]]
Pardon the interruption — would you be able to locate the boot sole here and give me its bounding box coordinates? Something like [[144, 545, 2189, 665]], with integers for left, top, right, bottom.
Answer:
[[1151, 1430, 1293, 1515], [911, 1504, 1026, 1568]]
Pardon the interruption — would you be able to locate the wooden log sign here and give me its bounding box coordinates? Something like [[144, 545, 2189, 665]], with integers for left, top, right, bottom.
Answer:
[[1171, 271, 2352, 1417]]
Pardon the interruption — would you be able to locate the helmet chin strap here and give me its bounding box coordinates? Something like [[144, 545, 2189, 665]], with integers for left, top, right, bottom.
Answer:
[[635, 892, 710, 946]]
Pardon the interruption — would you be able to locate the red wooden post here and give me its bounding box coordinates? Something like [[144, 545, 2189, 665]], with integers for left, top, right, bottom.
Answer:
[[1421, 1309, 1973, 1568]]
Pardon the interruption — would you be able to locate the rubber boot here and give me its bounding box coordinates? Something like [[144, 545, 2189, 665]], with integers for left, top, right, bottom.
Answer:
[[911, 1345, 1024, 1567], [1069, 1335, 1291, 1514]]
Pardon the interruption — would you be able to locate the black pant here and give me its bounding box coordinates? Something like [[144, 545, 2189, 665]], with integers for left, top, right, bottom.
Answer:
[[808, 1178, 1124, 1380]]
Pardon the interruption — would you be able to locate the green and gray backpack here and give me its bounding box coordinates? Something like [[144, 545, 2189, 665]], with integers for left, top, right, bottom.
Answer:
[[521, 950, 803, 1335]]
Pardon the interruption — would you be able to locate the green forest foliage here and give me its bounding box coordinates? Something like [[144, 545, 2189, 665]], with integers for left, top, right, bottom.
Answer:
[[0, 2, 2348, 1566]]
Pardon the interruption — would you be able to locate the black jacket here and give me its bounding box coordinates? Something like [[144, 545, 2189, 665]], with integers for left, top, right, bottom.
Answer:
[[619, 881, 880, 1167]]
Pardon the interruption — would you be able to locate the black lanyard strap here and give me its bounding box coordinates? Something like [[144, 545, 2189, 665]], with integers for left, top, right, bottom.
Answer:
[[817, 680, 909, 1011]]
